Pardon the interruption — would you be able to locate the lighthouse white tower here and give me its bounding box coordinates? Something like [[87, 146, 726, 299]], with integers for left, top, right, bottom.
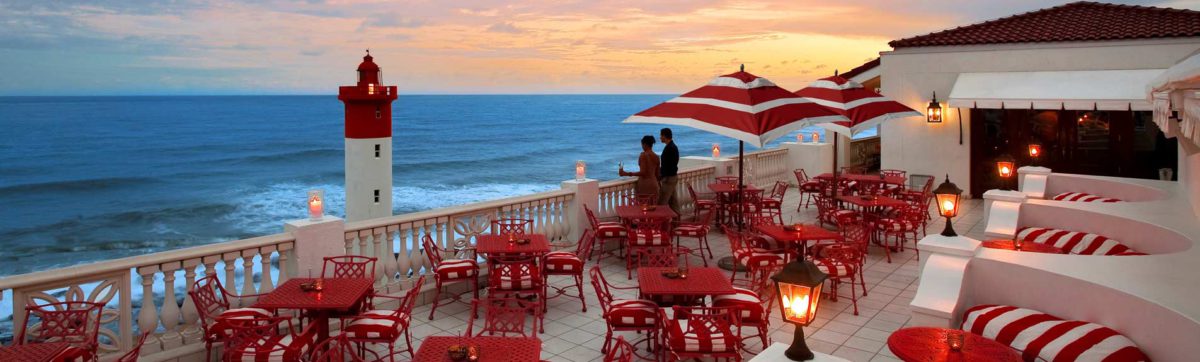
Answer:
[[338, 51, 398, 222]]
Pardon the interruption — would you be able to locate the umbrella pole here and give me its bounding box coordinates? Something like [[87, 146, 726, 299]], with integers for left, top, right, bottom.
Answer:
[[832, 135, 840, 196], [719, 140, 751, 272]]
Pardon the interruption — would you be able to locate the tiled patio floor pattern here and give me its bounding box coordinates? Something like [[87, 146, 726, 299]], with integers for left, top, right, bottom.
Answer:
[[398, 190, 986, 362]]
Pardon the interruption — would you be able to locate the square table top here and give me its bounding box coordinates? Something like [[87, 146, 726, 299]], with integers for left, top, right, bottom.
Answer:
[[638, 267, 734, 297], [615, 204, 677, 221], [837, 195, 907, 209], [415, 336, 542, 362], [815, 173, 906, 185], [755, 224, 842, 243], [253, 277, 373, 311], [0, 342, 70, 362], [707, 183, 763, 194], [475, 234, 551, 255]]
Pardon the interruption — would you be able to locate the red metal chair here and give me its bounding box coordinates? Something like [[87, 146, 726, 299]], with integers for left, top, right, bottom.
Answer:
[[340, 276, 425, 361], [17, 301, 104, 362], [421, 234, 479, 320], [686, 184, 719, 220], [815, 244, 863, 315], [189, 274, 271, 362], [712, 264, 779, 353], [604, 335, 636, 362], [715, 176, 739, 185], [726, 189, 764, 227], [317, 255, 378, 318], [722, 225, 784, 286], [590, 266, 659, 355], [794, 169, 822, 210], [115, 332, 151, 362], [488, 257, 545, 332], [544, 229, 595, 312], [222, 316, 317, 362], [492, 218, 532, 235], [758, 181, 788, 224], [623, 193, 657, 206], [657, 306, 743, 362], [625, 216, 673, 279], [310, 333, 383, 362], [466, 298, 541, 337], [585, 204, 626, 262], [873, 203, 923, 263], [671, 209, 715, 266], [815, 194, 858, 229]]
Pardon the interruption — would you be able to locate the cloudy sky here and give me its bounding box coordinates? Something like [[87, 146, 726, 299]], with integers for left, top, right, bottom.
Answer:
[[1, 0, 1197, 95]]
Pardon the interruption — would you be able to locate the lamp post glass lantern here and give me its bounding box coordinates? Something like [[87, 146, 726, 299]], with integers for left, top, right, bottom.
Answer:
[[933, 175, 963, 236], [926, 91, 943, 123], [771, 261, 828, 360], [1028, 143, 1042, 165]]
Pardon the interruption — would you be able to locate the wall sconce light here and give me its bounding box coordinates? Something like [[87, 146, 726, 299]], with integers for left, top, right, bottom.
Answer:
[[307, 189, 324, 221], [927, 91, 943, 123]]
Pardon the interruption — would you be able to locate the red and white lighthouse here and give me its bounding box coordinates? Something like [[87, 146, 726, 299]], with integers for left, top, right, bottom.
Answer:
[[338, 51, 398, 222]]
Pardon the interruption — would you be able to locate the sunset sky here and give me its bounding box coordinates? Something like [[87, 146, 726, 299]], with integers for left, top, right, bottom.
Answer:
[[2, 0, 1197, 95]]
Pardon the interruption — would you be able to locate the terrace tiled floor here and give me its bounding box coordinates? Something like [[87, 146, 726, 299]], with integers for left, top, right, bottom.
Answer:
[[399, 189, 986, 362]]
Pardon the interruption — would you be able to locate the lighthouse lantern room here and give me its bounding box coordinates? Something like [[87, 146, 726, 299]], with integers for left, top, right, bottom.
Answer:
[[338, 50, 398, 222]]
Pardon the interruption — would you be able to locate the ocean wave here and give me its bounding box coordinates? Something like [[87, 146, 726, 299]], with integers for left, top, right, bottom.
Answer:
[[208, 149, 343, 165], [0, 177, 160, 195]]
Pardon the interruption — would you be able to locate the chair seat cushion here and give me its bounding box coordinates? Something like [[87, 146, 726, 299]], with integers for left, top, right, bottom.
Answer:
[[760, 198, 783, 208], [821, 209, 859, 224], [596, 222, 627, 238], [1051, 192, 1122, 203], [815, 259, 853, 277], [607, 299, 658, 327], [962, 305, 1148, 362], [665, 319, 739, 353], [435, 259, 478, 279], [58, 346, 91, 360], [630, 230, 669, 246], [672, 224, 708, 237], [874, 218, 916, 232], [209, 307, 274, 338], [544, 251, 583, 273], [342, 309, 409, 340], [712, 287, 766, 323], [495, 273, 538, 290], [1016, 227, 1139, 256], [226, 331, 316, 362], [736, 248, 783, 268], [800, 181, 822, 192]]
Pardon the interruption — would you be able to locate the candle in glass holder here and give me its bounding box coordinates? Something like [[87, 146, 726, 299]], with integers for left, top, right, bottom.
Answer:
[[1013, 238, 1024, 251], [307, 189, 324, 221], [947, 330, 964, 351], [575, 160, 586, 181], [811, 132, 820, 143], [712, 143, 721, 159]]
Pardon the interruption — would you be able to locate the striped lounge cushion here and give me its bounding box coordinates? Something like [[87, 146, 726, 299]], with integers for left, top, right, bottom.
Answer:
[[815, 259, 853, 278], [1052, 192, 1122, 203], [209, 307, 273, 338], [666, 319, 739, 353], [1016, 227, 1140, 256], [434, 259, 478, 279], [821, 209, 859, 225], [962, 305, 1149, 362], [544, 251, 583, 273], [672, 223, 708, 237], [630, 230, 669, 246], [800, 181, 822, 192], [607, 299, 658, 327], [874, 217, 916, 232], [712, 287, 766, 323], [226, 333, 316, 362], [596, 221, 627, 238], [736, 248, 783, 268], [342, 310, 408, 339]]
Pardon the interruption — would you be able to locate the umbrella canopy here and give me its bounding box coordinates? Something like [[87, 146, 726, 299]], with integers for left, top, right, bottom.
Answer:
[[624, 69, 842, 147], [794, 75, 921, 136]]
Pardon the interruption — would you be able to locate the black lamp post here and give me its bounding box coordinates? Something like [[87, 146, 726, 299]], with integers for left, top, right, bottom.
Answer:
[[771, 261, 828, 360], [933, 175, 963, 237]]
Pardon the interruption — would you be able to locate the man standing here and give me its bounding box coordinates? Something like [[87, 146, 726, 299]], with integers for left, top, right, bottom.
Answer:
[[658, 128, 680, 215]]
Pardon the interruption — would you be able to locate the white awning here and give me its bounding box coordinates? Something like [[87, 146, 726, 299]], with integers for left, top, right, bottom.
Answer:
[[1148, 52, 1200, 94], [948, 69, 1165, 111]]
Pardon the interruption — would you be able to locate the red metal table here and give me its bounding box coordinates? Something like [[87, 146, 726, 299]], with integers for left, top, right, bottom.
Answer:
[[415, 335, 542, 362], [887, 327, 1021, 362], [815, 173, 906, 186], [0, 342, 70, 362], [981, 240, 1065, 254], [476, 233, 551, 258], [252, 277, 373, 342], [638, 267, 734, 302], [755, 224, 841, 259], [615, 204, 678, 221]]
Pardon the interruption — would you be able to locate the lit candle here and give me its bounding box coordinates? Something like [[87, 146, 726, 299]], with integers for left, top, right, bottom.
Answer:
[[811, 132, 820, 143], [712, 143, 721, 159], [307, 190, 324, 221], [575, 160, 586, 181]]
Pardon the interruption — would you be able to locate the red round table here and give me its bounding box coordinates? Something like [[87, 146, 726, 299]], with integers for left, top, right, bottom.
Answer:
[[981, 240, 1065, 254], [887, 327, 1021, 362]]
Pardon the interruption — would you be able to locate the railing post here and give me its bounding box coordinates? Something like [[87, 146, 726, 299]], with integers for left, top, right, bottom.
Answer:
[[284, 216, 346, 278], [561, 178, 599, 243], [911, 234, 981, 328], [982, 190, 1027, 239], [1018, 166, 1052, 198]]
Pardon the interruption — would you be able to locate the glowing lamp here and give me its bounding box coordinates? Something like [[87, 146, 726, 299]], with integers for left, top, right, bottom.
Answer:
[[1028, 144, 1042, 158], [797, 133, 803, 143], [771, 261, 828, 360], [368, 83, 375, 95], [307, 189, 324, 221], [811, 132, 820, 144], [933, 175, 963, 237], [927, 91, 943, 123], [575, 160, 586, 181], [712, 143, 721, 159]]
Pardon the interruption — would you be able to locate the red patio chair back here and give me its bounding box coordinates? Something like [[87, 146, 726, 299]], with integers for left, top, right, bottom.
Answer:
[[604, 336, 636, 362], [634, 247, 690, 270], [18, 301, 103, 360], [686, 184, 702, 202], [881, 169, 907, 178], [629, 216, 669, 239], [322, 255, 377, 280], [421, 234, 445, 267], [222, 316, 315, 362], [467, 298, 541, 337], [794, 169, 810, 183], [116, 332, 152, 362], [769, 181, 787, 200], [492, 218, 532, 235], [823, 244, 864, 270], [488, 257, 543, 293], [573, 229, 597, 261], [584, 204, 601, 228], [588, 266, 615, 312], [715, 176, 739, 185], [747, 213, 777, 227]]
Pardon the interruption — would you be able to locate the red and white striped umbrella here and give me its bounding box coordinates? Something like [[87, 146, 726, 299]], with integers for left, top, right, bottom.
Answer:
[[793, 75, 921, 136], [624, 69, 842, 148]]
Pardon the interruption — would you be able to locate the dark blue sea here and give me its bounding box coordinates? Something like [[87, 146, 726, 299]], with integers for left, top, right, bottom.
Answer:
[[0, 95, 871, 276]]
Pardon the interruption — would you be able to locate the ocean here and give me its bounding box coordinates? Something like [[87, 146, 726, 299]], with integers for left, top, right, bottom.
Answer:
[[0, 95, 871, 276]]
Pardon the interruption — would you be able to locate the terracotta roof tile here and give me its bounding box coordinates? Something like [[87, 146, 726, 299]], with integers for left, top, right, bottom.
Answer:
[[840, 58, 880, 80], [889, 1, 1200, 48]]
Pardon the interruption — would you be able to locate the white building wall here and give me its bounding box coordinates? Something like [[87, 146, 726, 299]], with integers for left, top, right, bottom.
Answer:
[[880, 38, 1200, 196], [345, 137, 393, 222]]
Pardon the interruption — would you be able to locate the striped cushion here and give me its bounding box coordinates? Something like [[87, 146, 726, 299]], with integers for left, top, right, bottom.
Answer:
[[496, 273, 538, 290], [874, 218, 916, 232], [736, 248, 783, 268], [1052, 192, 1122, 203], [815, 259, 853, 278], [608, 299, 658, 327], [544, 251, 583, 273], [672, 224, 708, 237], [963, 305, 1148, 362], [712, 288, 766, 323], [435, 259, 478, 279], [821, 209, 859, 225], [597, 222, 627, 238], [630, 230, 669, 246], [760, 198, 782, 208], [209, 308, 273, 338], [226, 330, 316, 362], [666, 319, 738, 353], [342, 310, 408, 339], [800, 181, 822, 192], [1016, 227, 1139, 256]]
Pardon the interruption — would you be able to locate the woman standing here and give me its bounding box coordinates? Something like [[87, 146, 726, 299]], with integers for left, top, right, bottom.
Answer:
[[619, 135, 661, 199]]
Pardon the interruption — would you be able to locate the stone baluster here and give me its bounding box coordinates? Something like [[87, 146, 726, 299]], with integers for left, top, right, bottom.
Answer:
[[179, 260, 201, 343], [136, 267, 160, 338], [258, 246, 275, 294], [385, 226, 402, 291], [240, 251, 258, 304], [158, 262, 182, 349], [221, 253, 238, 307], [358, 230, 371, 258], [343, 233, 356, 256], [404, 228, 421, 279], [372, 227, 387, 288], [277, 244, 293, 284]]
